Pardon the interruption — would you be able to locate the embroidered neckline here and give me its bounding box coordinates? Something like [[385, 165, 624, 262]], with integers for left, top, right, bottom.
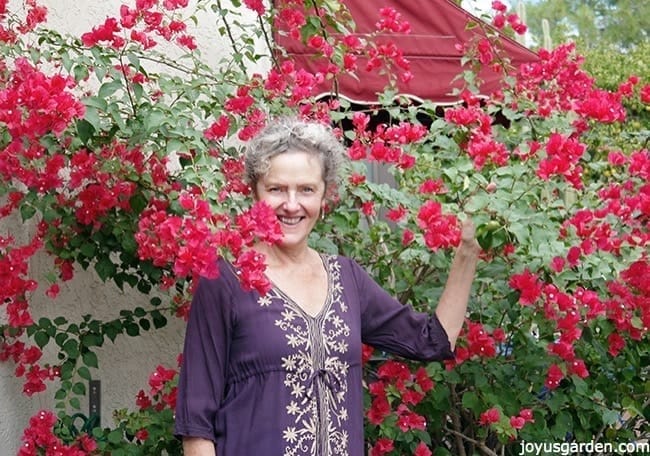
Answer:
[[265, 253, 333, 319]]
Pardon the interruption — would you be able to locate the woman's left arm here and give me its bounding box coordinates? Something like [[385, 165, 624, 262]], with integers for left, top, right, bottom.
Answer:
[[435, 218, 481, 350]]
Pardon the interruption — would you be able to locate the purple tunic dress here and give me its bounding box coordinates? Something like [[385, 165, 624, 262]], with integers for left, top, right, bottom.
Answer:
[[174, 254, 453, 455]]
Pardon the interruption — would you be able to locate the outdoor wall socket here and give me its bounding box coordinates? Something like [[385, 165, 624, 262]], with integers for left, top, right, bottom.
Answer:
[[89, 379, 101, 426]]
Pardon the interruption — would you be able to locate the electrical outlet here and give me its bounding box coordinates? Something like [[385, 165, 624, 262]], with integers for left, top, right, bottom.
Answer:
[[89, 379, 101, 426]]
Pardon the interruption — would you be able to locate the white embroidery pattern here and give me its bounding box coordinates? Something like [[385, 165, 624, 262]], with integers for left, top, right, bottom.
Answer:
[[260, 255, 350, 456]]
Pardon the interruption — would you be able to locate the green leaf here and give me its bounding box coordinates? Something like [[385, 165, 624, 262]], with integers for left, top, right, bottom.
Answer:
[[129, 193, 148, 214], [551, 411, 573, 439], [126, 52, 140, 70], [125, 323, 140, 337], [98, 80, 123, 99], [73, 64, 90, 82], [55, 332, 69, 347], [95, 256, 116, 281], [461, 391, 481, 413], [69, 397, 81, 410], [59, 361, 75, 381], [103, 321, 122, 342], [136, 279, 152, 294], [601, 409, 620, 426], [80, 242, 96, 258], [20, 204, 37, 221], [144, 109, 166, 131], [76, 119, 96, 145], [62, 339, 80, 359], [80, 333, 102, 348], [132, 306, 146, 317], [34, 331, 50, 349], [107, 429, 123, 444], [166, 138, 186, 154], [78, 366, 91, 381], [72, 382, 86, 395], [82, 351, 99, 369], [151, 310, 168, 329], [84, 96, 108, 111], [54, 388, 67, 400]]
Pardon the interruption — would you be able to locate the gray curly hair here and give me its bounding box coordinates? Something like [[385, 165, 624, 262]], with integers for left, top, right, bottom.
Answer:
[[244, 117, 346, 199]]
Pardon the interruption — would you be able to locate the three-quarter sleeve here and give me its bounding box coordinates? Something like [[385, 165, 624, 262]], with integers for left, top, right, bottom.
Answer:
[[348, 258, 454, 362], [174, 263, 235, 442]]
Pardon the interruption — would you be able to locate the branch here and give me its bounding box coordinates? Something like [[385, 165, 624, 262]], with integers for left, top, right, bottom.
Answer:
[[118, 51, 137, 118], [396, 263, 432, 304], [215, 0, 247, 73], [443, 426, 499, 456], [258, 14, 279, 70], [450, 385, 468, 456]]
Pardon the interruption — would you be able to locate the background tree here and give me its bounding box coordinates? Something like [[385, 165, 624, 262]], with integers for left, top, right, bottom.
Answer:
[[523, 0, 649, 50]]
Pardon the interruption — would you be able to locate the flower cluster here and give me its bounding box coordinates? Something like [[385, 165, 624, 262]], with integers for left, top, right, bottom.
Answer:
[[375, 7, 411, 34], [478, 406, 535, 436], [444, 93, 510, 169], [446, 320, 506, 369], [0, 0, 48, 43], [536, 133, 586, 189], [0, 58, 85, 193], [490, 1, 527, 35], [509, 252, 649, 391], [366, 360, 435, 455], [135, 195, 221, 281], [135, 363, 178, 412], [135, 195, 280, 296], [81, 0, 195, 50], [416, 201, 461, 251], [517, 43, 628, 123], [19, 410, 97, 456]]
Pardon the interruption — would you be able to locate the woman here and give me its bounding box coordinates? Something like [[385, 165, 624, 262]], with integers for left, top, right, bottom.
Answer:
[[174, 117, 481, 455]]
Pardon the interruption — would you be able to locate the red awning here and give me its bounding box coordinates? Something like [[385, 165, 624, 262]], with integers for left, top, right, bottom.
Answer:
[[274, 0, 539, 105]]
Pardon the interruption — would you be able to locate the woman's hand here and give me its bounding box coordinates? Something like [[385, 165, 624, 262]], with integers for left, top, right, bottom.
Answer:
[[458, 217, 481, 255], [435, 215, 481, 349]]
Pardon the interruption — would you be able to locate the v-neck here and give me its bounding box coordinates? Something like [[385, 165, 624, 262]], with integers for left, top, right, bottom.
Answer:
[[268, 253, 332, 319]]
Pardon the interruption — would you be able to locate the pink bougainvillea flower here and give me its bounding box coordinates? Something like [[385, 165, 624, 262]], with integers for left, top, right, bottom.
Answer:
[[510, 415, 526, 430], [148, 365, 177, 395], [508, 269, 543, 305], [545, 364, 564, 390], [416, 201, 460, 251], [640, 84, 650, 103], [243, 0, 265, 15], [366, 394, 390, 425], [414, 441, 433, 456], [479, 407, 501, 425], [233, 249, 271, 295], [370, 437, 394, 456], [519, 408, 535, 423], [607, 332, 626, 357]]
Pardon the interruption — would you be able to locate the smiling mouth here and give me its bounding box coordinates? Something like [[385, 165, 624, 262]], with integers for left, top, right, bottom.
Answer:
[[278, 216, 304, 226]]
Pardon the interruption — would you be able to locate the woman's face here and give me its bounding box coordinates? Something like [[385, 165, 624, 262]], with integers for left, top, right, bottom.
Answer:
[[254, 150, 326, 249]]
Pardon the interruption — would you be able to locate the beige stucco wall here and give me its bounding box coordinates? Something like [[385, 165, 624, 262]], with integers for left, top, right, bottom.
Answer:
[[0, 1, 264, 453]]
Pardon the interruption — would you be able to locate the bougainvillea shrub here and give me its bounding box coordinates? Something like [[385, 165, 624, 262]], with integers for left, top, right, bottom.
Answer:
[[1, 0, 648, 454]]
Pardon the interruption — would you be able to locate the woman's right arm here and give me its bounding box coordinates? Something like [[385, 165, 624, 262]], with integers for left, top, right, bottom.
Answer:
[[183, 437, 216, 455], [175, 269, 234, 452]]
